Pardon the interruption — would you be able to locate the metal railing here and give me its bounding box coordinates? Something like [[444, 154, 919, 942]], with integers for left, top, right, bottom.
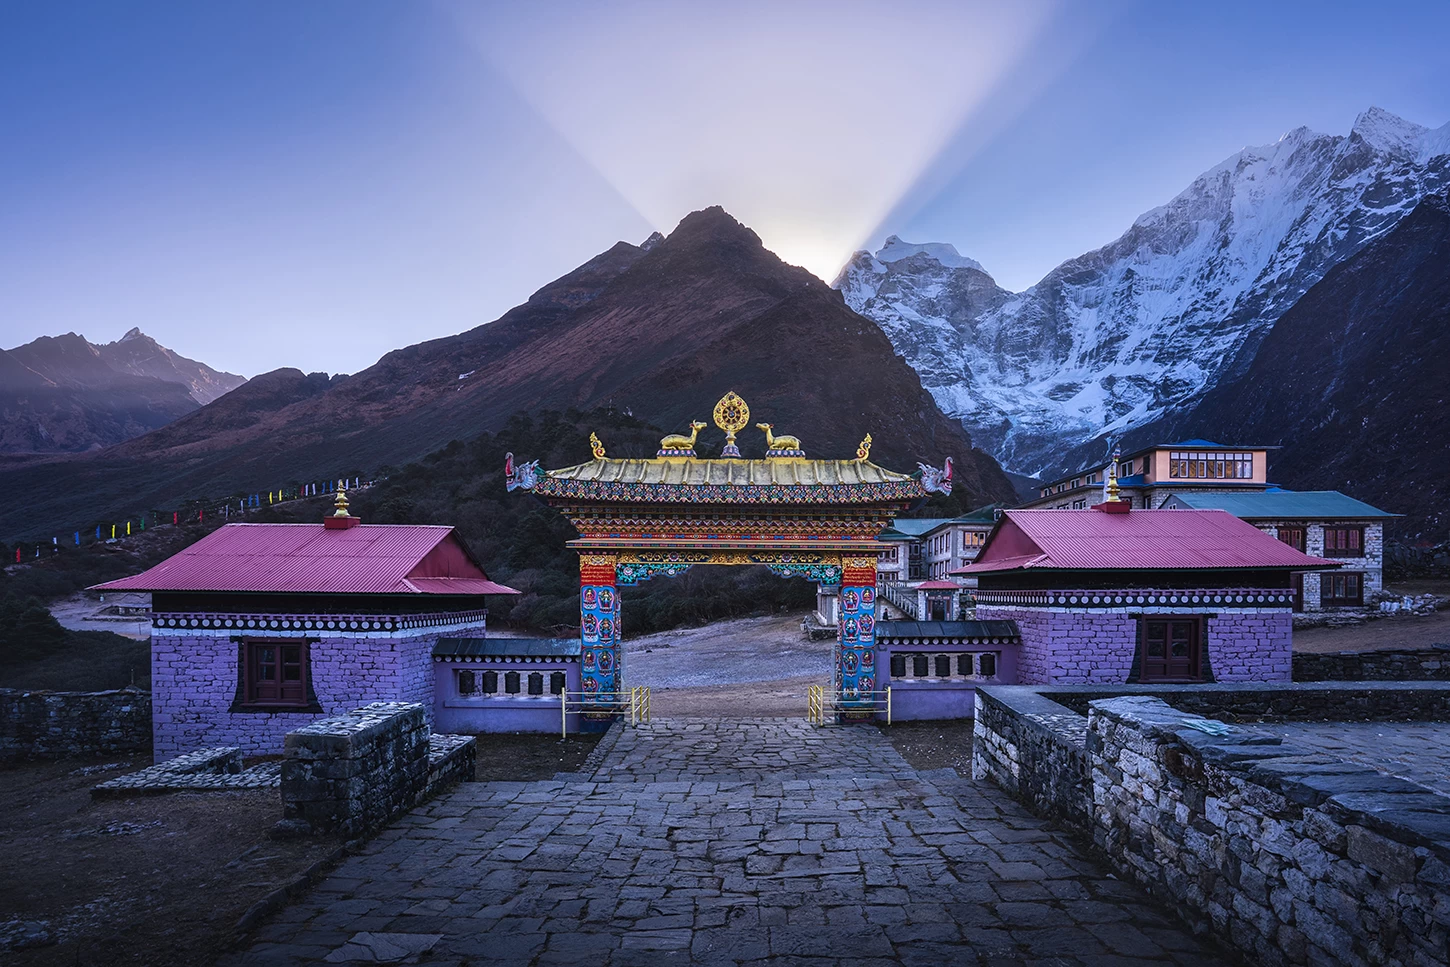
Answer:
[[878, 581, 917, 618], [807, 685, 891, 726], [560, 686, 652, 736]]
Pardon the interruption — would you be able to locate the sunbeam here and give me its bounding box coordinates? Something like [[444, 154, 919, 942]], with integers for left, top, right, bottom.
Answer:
[[446, 0, 1059, 280]]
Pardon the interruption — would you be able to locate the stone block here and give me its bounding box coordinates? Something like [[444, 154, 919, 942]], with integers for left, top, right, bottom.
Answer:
[[1346, 825, 1419, 885]]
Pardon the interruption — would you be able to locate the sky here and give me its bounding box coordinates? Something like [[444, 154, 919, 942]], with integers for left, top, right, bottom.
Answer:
[[2, 1, 1448, 378]]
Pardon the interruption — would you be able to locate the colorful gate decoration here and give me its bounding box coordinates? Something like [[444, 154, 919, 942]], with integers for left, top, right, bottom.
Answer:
[[507, 392, 952, 720]]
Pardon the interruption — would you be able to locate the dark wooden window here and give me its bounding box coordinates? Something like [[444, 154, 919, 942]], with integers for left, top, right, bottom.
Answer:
[[1323, 527, 1364, 558], [1323, 573, 1363, 606], [245, 640, 309, 706], [1139, 618, 1202, 683], [1277, 527, 1306, 552]]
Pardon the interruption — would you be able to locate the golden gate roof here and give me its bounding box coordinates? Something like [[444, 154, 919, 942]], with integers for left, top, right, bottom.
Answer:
[[547, 457, 914, 487], [531, 457, 929, 505], [503, 392, 955, 505]]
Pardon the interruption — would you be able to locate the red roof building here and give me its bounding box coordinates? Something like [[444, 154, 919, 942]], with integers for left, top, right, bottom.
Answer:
[[954, 508, 1337, 581], [94, 523, 517, 597], [959, 506, 1326, 687], [100, 505, 518, 760]]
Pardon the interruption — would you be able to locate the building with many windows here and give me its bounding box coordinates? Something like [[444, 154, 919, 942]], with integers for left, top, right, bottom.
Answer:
[[875, 505, 1001, 585], [1159, 491, 1397, 611], [1022, 440, 1273, 511]]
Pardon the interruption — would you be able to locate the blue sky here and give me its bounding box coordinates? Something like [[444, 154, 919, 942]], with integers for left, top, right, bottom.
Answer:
[[2, 1, 1447, 377]]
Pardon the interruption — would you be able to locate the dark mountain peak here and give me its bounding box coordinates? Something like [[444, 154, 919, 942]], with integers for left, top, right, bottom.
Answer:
[[640, 231, 666, 252], [119, 326, 146, 342], [666, 207, 764, 250]]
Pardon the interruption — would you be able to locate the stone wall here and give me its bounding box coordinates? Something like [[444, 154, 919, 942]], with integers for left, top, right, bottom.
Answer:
[[151, 624, 466, 759], [1038, 681, 1450, 721], [1089, 696, 1450, 967], [1294, 646, 1450, 682], [280, 702, 474, 840], [0, 687, 152, 760], [975, 684, 1450, 967], [972, 688, 1090, 827]]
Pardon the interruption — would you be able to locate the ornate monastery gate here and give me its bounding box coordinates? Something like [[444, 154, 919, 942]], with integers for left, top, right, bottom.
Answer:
[[506, 392, 953, 722]]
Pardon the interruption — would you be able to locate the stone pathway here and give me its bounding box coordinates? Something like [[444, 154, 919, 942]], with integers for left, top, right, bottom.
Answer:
[[223, 719, 1230, 966]]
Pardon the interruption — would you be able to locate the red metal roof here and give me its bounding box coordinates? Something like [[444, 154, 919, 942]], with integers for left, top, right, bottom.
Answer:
[[915, 580, 964, 590], [92, 523, 520, 595], [952, 509, 1340, 575]]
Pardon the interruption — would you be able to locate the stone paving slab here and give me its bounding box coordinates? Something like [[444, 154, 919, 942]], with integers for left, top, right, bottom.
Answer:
[[1257, 721, 1450, 797], [221, 719, 1231, 966]]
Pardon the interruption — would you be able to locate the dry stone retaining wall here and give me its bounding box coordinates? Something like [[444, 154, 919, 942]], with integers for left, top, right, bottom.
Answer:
[[280, 702, 474, 840], [1293, 646, 1450, 682], [975, 684, 1450, 967], [0, 687, 151, 760]]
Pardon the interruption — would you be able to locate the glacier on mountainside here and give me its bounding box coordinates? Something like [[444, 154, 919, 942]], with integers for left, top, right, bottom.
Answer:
[[835, 107, 1450, 479]]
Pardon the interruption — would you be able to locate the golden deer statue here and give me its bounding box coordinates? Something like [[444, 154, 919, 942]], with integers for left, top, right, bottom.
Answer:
[[660, 421, 707, 451], [757, 423, 802, 453]]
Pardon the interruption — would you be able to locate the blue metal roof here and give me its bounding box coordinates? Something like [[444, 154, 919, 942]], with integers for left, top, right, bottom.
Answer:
[[1165, 491, 1397, 519], [433, 637, 581, 658], [880, 518, 955, 538]]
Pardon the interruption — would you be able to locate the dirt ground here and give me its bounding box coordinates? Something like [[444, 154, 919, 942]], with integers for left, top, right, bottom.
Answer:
[[0, 756, 336, 967], [1295, 605, 1450, 653], [878, 720, 975, 776], [646, 673, 823, 718], [0, 733, 603, 967]]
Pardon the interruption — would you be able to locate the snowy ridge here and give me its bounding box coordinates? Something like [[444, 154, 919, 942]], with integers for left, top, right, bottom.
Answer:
[[835, 107, 1450, 478]]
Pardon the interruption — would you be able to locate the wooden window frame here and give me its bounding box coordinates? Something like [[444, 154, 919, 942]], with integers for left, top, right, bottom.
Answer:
[[1322, 526, 1365, 558], [1276, 526, 1306, 552], [237, 638, 315, 710], [1322, 572, 1364, 607]]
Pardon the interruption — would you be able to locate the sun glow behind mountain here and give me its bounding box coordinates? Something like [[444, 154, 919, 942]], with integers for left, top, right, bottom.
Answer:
[[449, 1, 1058, 281]]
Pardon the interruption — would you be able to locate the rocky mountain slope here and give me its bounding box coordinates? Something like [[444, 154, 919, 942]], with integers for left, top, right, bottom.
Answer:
[[0, 330, 245, 453], [837, 107, 1450, 479], [1164, 194, 1450, 538], [0, 209, 1014, 539]]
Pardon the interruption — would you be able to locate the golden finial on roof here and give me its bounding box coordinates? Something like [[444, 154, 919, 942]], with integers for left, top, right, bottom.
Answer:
[[713, 391, 750, 458], [856, 433, 873, 461], [1105, 443, 1121, 503], [332, 480, 351, 518], [589, 433, 606, 459]]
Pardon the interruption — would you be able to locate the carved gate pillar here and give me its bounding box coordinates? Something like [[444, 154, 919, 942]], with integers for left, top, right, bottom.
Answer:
[[579, 554, 621, 704], [838, 556, 879, 710]]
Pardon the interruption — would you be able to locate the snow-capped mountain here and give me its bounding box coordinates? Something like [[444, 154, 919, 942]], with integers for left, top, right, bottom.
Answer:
[[835, 107, 1450, 478]]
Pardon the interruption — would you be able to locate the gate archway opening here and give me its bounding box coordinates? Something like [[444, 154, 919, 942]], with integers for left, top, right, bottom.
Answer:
[[506, 391, 953, 725]]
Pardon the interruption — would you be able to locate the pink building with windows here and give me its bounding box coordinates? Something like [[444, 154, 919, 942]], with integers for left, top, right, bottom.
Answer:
[[93, 505, 518, 758], [955, 503, 1338, 685]]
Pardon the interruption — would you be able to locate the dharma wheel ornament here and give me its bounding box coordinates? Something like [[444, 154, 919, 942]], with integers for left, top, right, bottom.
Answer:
[[713, 391, 750, 459]]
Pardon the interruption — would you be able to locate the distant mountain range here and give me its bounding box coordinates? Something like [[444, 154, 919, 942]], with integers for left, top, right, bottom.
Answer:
[[0, 209, 1015, 539], [0, 328, 245, 453], [837, 107, 1450, 486]]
